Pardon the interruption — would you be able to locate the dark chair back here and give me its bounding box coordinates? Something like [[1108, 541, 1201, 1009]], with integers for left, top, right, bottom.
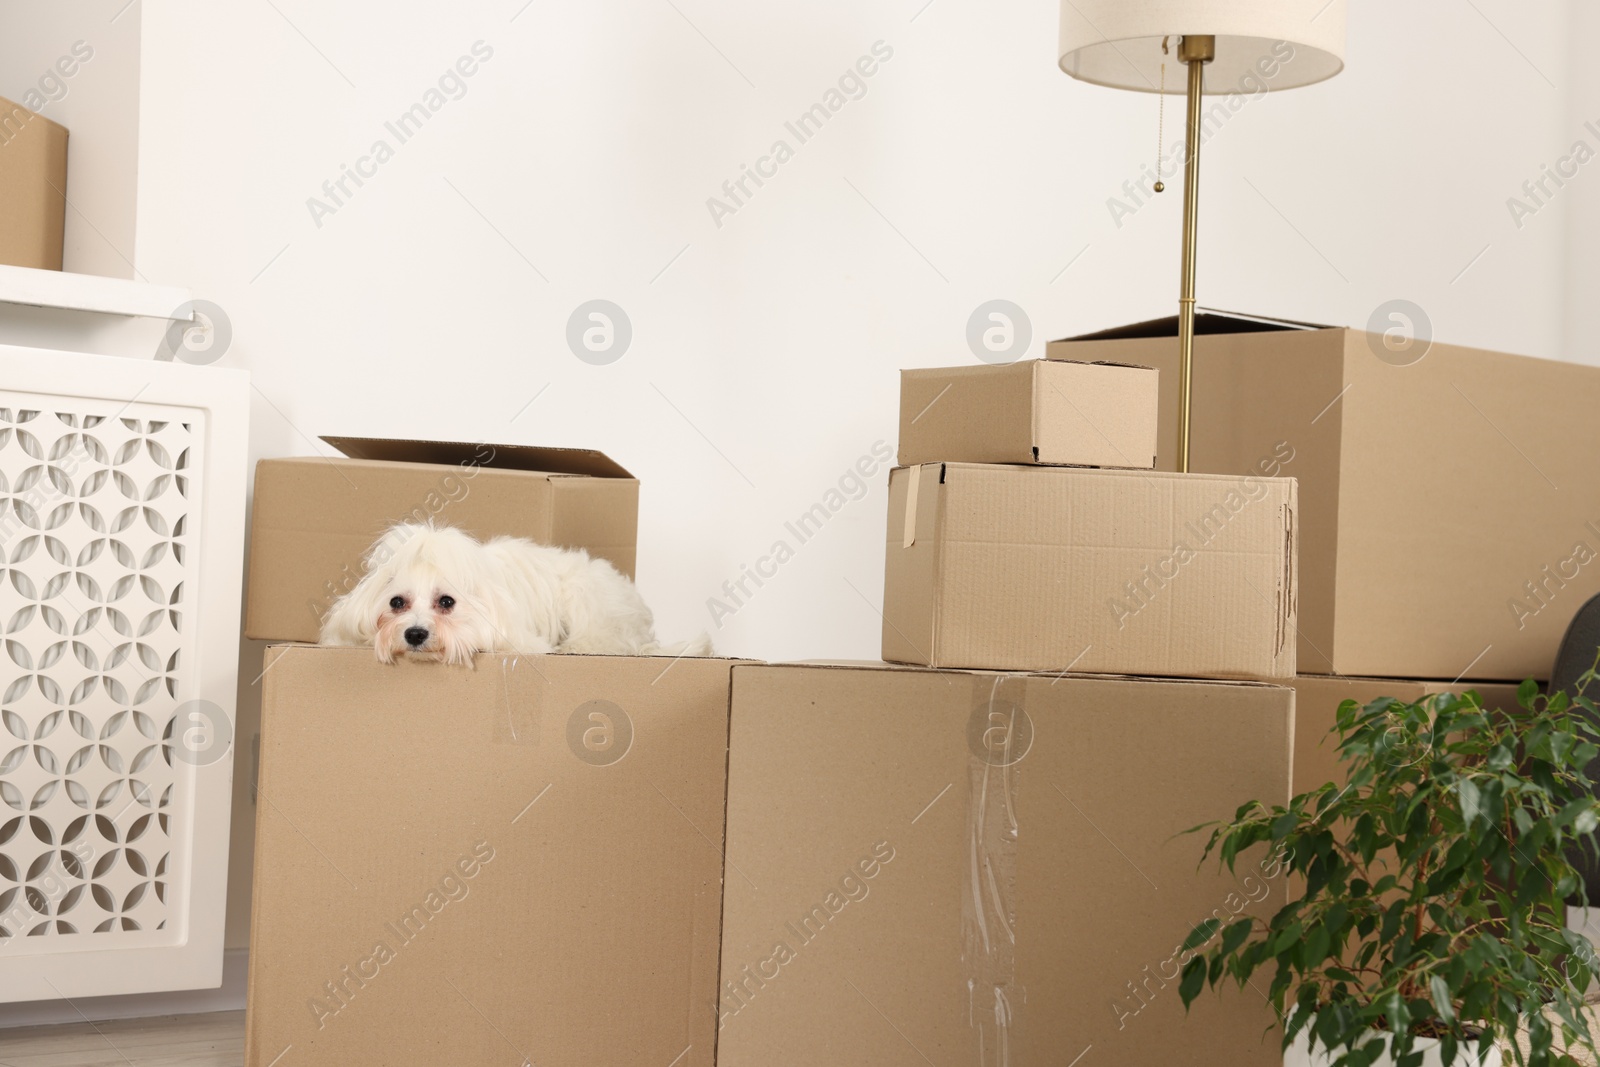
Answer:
[[1550, 591, 1600, 904]]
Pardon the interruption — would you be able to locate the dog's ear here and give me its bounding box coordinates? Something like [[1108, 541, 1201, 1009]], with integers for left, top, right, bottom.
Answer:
[[321, 568, 387, 646]]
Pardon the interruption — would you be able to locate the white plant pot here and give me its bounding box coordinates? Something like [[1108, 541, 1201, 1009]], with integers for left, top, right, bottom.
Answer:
[[1285, 1028, 1502, 1067]]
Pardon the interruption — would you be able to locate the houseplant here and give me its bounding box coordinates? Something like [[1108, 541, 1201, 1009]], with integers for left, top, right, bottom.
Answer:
[[1178, 678, 1600, 1067]]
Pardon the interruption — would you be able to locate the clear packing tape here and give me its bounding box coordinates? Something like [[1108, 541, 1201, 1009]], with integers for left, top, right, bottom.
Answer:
[[964, 673, 1031, 1066], [493, 654, 544, 744]]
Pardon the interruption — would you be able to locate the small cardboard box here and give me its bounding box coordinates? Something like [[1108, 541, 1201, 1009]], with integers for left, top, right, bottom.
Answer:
[[245, 647, 739, 1067], [717, 662, 1293, 1067], [898, 360, 1158, 468], [245, 437, 638, 643], [882, 462, 1297, 679], [1048, 311, 1600, 681], [1289, 675, 1523, 797], [0, 96, 68, 270]]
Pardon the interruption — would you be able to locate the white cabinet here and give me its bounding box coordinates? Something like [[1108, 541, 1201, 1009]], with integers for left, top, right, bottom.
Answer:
[[0, 346, 247, 1000]]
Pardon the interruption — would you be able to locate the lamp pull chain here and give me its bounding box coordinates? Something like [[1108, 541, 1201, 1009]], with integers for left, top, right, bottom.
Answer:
[[1154, 37, 1169, 193]]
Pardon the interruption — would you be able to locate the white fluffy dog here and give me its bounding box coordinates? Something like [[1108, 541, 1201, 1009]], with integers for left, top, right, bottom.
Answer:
[[320, 523, 711, 665]]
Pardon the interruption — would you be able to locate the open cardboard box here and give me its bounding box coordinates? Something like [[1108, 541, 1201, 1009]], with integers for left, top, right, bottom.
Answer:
[[1049, 311, 1600, 681], [245, 437, 638, 643], [245, 646, 742, 1067]]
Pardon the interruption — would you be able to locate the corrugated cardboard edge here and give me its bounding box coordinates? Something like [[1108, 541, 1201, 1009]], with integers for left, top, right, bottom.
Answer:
[[775, 659, 1293, 691], [1028, 362, 1044, 461], [242, 644, 294, 1066], [1279, 482, 1299, 676]]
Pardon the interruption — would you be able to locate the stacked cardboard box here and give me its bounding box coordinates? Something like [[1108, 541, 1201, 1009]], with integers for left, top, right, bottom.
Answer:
[[716, 357, 1301, 1066], [239, 311, 1597, 1067], [716, 665, 1294, 1067], [242, 440, 728, 1067], [1047, 311, 1600, 682], [885, 358, 1297, 681], [1046, 310, 1600, 781], [720, 314, 1600, 1060]]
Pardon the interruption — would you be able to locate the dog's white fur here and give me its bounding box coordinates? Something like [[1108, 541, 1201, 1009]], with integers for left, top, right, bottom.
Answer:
[[320, 523, 711, 665]]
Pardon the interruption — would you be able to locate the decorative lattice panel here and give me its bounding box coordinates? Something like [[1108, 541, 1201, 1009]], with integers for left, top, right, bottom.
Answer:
[[0, 402, 204, 950]]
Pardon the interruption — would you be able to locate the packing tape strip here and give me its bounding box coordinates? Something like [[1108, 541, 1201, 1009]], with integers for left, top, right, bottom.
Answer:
[[493, 655, 543, 745], [902, 464, 922, 549], [963, 672, 1032, 1066]]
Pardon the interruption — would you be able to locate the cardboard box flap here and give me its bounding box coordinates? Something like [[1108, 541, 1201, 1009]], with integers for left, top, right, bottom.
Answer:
[[1059, 308, 1332, 342], [320, 436, 634, 478], [1053, 357, 1157, 371]]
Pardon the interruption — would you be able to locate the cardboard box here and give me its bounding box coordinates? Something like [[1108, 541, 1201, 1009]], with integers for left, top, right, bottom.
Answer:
[[245, 647, 738, 1067], [245, 437, 638, 643], [882, 462, 1297, 679], [898, 359, 1158, 468], [1289, 675, 1522, 798], [1048, 312, 1600, 681], [0, 96, 67, 270], [717, 662, 1294, 1067]]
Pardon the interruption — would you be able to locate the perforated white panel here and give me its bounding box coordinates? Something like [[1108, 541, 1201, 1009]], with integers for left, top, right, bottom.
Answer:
[[0, 404, 201, 947], [0, 348, 247, 1002]]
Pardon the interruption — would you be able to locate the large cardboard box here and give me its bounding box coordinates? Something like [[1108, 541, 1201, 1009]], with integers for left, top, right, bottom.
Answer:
[[1048, 312, 1600, 681], [882, 462, 1297, 679], [898, 360, 1158, 468], [1290, 675, 1523, 797], [0, 96, 68, 270], [246, 437, 638, 643], [245, 647, 738, 1067], [717, 662, 1294, 1066]]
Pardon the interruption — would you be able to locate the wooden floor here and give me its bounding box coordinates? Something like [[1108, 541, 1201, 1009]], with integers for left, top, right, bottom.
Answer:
[[0, 1011, 244, 1067]]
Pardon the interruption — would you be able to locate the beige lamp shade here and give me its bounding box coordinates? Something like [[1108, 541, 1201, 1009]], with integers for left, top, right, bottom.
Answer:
[[1058, 0, 1346, 94]]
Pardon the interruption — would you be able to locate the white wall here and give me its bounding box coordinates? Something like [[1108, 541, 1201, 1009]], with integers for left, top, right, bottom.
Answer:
[[130, 0, 1576, 666], [1563, 1, 1600, 364], [1, 0, 1580, 968], [0, 0, 140, 279]]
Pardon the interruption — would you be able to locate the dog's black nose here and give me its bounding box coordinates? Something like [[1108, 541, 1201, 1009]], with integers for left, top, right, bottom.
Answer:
[[404, 627, 429, 647]]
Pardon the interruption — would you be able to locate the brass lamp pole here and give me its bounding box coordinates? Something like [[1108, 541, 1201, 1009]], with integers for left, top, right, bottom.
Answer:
[[1175, 34, 1214, 474], [1057, 3, 1347, 474]]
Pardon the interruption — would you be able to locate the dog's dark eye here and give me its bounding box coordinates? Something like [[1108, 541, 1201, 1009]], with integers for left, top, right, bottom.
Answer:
[[389, 596, 405, 611], [438, 595, 455, 610]]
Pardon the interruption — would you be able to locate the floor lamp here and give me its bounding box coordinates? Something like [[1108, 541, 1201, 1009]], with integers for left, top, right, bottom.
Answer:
[[1058, 1, 1346, 472]]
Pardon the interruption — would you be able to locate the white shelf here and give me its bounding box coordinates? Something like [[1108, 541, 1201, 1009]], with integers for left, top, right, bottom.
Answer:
[[0, 263, 192, 321]]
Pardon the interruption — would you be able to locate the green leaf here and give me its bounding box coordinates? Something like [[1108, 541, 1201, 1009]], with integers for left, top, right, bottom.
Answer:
[[1428, 974, 1456, 1024], [1181, 918, 1221, 953], [1219, 919, 1252, 958], [1457, 777, 1485, 827], [1302, 924, 1331, 969], [1578, 806, 1600, 837], [1178, 956, 1206, 1007]]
